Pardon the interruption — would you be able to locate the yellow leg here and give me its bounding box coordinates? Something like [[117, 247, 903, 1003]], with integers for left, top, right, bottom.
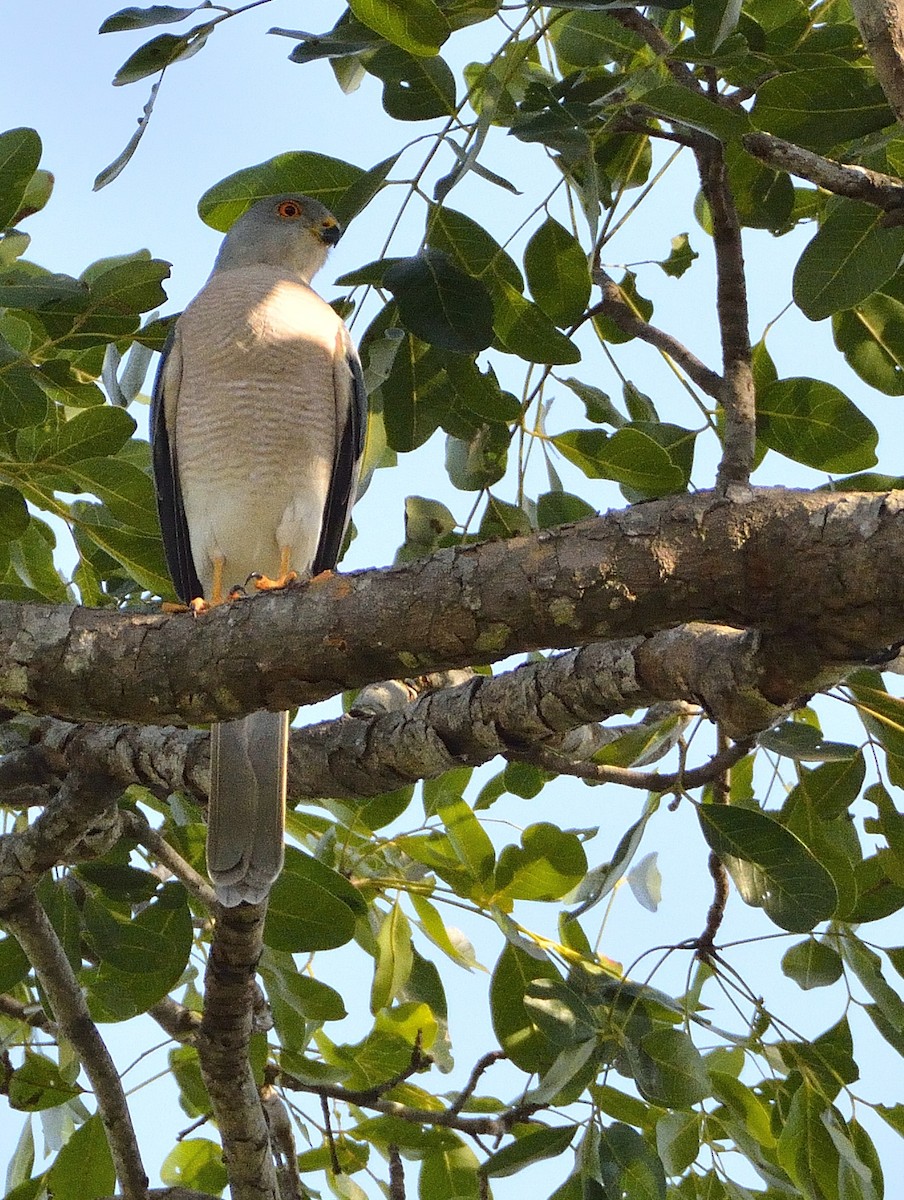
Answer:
[[210, 557, 225, 606], [253, 546, 298, 592]]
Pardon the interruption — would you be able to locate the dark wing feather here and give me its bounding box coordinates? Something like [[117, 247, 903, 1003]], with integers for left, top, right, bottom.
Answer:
[[150, 327, 204, 603], [313, 345, 367, 575]]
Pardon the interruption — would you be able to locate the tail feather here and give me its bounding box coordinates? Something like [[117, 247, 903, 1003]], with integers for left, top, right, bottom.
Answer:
[[207, 710, 289, 906]]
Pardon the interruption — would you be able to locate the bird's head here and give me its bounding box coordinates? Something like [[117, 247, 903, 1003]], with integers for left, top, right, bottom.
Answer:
[[212, 194, 343, 283]]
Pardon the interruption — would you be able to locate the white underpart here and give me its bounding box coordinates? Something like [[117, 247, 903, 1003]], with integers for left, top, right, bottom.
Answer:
[[167, 266, 348, 595]]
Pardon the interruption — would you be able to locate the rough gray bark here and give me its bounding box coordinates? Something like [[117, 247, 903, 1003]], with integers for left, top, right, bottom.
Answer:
[[0, 490, 902, 728]]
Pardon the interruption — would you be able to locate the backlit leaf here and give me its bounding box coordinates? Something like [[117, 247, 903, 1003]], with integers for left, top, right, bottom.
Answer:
[[698, 804, 838, 932], [794, 202, 904, 321], [384, 250, 494, 353], [757, 377, 878, 473]]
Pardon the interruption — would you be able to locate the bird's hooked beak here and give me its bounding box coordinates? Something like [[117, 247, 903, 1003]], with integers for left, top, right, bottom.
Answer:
[[319, 219, 342, 247]]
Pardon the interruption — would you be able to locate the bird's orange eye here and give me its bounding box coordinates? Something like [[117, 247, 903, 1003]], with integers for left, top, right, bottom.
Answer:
[[277, 201, 302, 219]]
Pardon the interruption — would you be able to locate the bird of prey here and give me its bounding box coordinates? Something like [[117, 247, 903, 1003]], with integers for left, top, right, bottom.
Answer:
[[151, 194, 366, 906]]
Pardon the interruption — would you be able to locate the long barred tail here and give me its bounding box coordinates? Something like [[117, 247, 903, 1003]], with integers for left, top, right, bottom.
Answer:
[[207, 710, 289, 906]]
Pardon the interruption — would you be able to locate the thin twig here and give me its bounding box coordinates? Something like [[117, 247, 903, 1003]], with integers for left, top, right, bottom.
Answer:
[[321, 1093, 341, 1176], [585, 272, 723, 399], [281, 1069, 542, 1138], [446, 1050, 505, 1117], [696, 727, 732, 957], [0, 991, 54, 1031], [521, 738, 751, 793], [125, 811, 217, 908]]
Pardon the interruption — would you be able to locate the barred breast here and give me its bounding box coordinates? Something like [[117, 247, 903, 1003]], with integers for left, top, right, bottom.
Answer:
[[170, 264, 346, 596]]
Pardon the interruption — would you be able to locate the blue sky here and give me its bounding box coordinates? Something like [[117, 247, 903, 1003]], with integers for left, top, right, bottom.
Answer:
[[5, 0, 904, 1193]]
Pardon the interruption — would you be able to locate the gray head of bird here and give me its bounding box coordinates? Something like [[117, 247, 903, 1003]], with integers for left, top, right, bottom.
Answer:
[[212, 194, 343, 283]]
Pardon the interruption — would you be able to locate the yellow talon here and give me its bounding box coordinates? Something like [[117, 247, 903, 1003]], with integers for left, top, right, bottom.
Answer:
[[251, 569, 299, 592]]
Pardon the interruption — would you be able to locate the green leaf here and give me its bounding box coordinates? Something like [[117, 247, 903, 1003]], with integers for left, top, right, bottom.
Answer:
[[427, 205, 523, 292], [782, 938, 844, 990], [536, 490, 596, 528], [693, 0, 742, 54], [0, 270, 84, 308], [418, 1137, 481, 1200], [553, 10, 647, 68], [265, 847, 364, 952], [0, 933, 30, 990], [437, 796, 495, 882], [83, 884, 193, 1021], [199, 152, 373, 231], [349, 0, 450, 55], [0, 128, 43, 230], [709, 1071, 775, 1150], [758, 721, 858, 762], [404, 495, 457, 546], [9, 1053, 82, 1111], [72, 504, 172, 597], [630, 1027, 711, 1109], [752, 67, 893, 154], [794, 202, 904, 321], [492, 279, 581, 364], [0, 485, 29, 541], [482, 1124, 578, 1177], [112, 27, 211, 86], [479, 494, 532, 540], [160, 1138, 227, 1196], [776, 1080, 841, 1199], [100, 5, 199, 33], [494, 823, 587, 902], [726, 141, 794, 232], [639, 84, 750, 140], [0, 367, 49, 431], [524, 217, 591, 326], [47, 1115, 115, 1200], [490, 942, 560, 1073], [87, 256, 170, 312], [597, 1123, 667, 1200], [656, 1110, 701, 1175], [384, 250, 494, 353], [58, 458, 159, 534], [833, 286, 904, 395], [841, 934, 904, 1033], [27, 405, 137, 466], [757, 376, 878, 473], [365, 45, 456, 120], [698, 804, 838, 932], [380, 335, 448, 451], [371, 898, 413, 1012], [559, 376, 626, 426], [658, 232, 699, 279], [445, 424, 509, 490], [552, 424, 691, 496]]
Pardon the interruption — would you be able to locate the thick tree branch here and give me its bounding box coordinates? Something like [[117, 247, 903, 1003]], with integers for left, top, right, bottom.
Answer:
[[196, 901, 277, 1200], [3, 623, 802, 827], [852, 0, 904, 127], [0, 490, 898, 728], [1, 893, 148, 1200], [742, 132, 904, 212], [0, 771, 125, 911]]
